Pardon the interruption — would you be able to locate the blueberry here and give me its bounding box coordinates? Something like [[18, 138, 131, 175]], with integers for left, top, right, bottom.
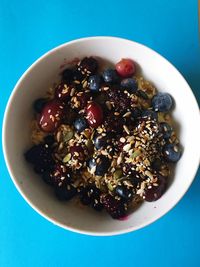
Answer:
[[79, 57, 98, 74], [151, 158, 163, 171], [74, 117, 88, 133], [79, 185, 101, 205], [163, 143, 182, 162], [93, 134, 108, 149], [96, 156, 110, 176], [115, 185, 134, 201], [44, 135, 55, 146], [128, 172, 142, 187], [86, 185, 101, 200], [141, 110, 158, 120], [33, 98, 46, 113], [73, 69, 85, 82], [121, 78, 138, 93], [102, 69, 119, 83], [55, 184, 77, 201], [88, 156, 110, 176], [152, 93, 173, 112], [131, 107, 142, 119], [80, 194, 92, 205], [92, 200, 104, 211], [80, 184, 101, 199], [129, 176, 140, 189], [88, 75, 101, 92], [88, 158, 97, 170], [160, 122, 173, 139], [62, 68, 73, 83]]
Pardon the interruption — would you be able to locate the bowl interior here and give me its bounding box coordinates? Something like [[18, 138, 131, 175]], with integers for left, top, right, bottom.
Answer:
[[3, 37, 200, 235]]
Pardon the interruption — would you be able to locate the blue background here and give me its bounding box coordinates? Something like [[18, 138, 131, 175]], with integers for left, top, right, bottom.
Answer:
[[0, 0, 200, 266]]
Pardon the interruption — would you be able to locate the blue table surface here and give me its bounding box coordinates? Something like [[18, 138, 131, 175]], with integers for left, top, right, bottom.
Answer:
[[0, 0, 200, 266]]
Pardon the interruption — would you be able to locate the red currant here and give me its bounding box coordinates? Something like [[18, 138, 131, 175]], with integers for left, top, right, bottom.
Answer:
[[116, 58, 136, 78], [144, 175, 167, 202], [86, 102, 103, 128], [38, 100, 64, 132]]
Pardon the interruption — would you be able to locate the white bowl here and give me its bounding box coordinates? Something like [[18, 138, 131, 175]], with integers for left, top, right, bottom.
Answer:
[[2, 37, 200, 236]]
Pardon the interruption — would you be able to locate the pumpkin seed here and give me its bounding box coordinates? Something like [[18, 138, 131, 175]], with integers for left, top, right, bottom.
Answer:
[[86, 139, 93, 152], [123, 143, 131, 152], [130, 150, 141, 158], [158, 112, 165, 122], [62, 153, 71, 163], [63, 130, 74, 142], [114, 169, 123, 180], [107, 182, 114, 191], [90, 130, 95, 140], [83, 129, 91, 139]]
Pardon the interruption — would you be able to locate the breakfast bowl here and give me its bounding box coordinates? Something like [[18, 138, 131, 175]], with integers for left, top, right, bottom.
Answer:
[[2, 36, 200, 236]]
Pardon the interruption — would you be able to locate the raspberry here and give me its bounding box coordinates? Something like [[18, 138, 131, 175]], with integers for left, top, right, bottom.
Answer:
[[144, 175, 167, 202], [104, 113, 124, 133], [24, 144, 54, 170], [101, 194, 127, 219], [107, 88, 130, 112]]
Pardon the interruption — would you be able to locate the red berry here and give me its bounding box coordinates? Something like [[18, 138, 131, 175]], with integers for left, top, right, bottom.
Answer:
[[77, 92, 90, 108], [71, 92, 90, 110], [86, 102, 103, 128], [70, 144, 85, 162], [38, 100, 64, 132], [101, 194, 127, 219], [116, 59, 136, 78], [55, 82, 73, 100], [144, 175, 167, 202]]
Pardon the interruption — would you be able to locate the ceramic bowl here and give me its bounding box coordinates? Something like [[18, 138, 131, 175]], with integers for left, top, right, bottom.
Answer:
[[3, 37, 200, 235]]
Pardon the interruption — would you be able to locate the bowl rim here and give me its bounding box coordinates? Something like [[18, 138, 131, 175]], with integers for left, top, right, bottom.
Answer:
[[2, 36, 200, 236]]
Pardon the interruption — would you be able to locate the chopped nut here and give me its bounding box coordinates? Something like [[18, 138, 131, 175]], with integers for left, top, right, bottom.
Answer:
[[117, 153, 123, 165], [123, 143, 131, 152], [123, 125, 130, 134], [123, 111, 131, 118], [120, 137, 126, 143], [145, 170, 154, 180], [106, 101, 112, 110]]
